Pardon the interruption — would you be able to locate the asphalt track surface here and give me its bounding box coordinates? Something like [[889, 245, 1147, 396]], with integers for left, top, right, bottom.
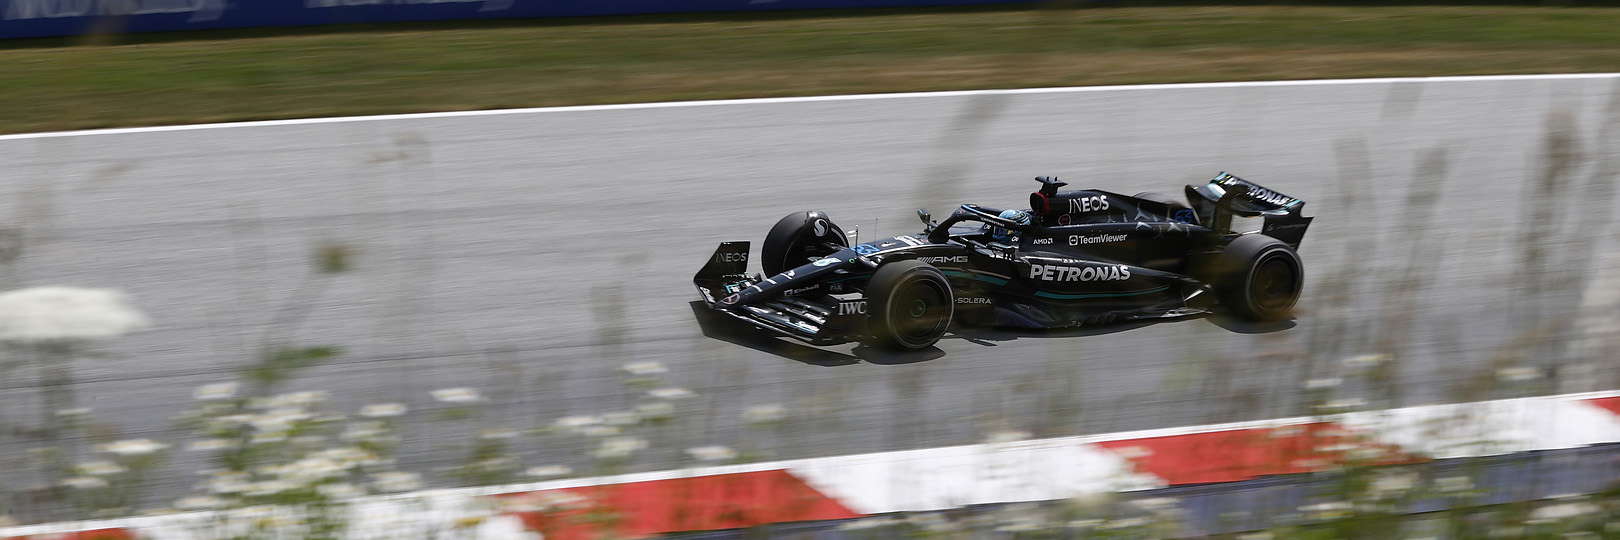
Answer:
[[3, 75, 1620, 507]]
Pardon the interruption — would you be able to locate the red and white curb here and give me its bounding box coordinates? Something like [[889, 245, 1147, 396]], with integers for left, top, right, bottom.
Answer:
[[7, 390, 1619, 540]]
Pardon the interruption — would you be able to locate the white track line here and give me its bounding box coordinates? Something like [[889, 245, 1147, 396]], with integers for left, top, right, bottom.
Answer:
[[2, 73, 1617, 142]]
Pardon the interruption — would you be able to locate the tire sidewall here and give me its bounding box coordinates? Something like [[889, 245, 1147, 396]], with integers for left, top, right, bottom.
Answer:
[[762, 211, 847, 277], [867, 260, 954, 350], [1217, 235, 1302, 321]]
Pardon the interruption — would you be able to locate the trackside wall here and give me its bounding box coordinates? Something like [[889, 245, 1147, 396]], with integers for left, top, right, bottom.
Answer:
[[0, 0, 1034, 39]]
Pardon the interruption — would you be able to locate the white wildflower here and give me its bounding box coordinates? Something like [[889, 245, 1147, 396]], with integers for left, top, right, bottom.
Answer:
[[742, 404, 786, 424], [1300, 501, 1352, 518], [1528, 502, 1600, 522], [593, 436, 647, 459], [555, 415, 602, 430], [1100, 517, 1151, 530], [341, 421, 389, 442], [175, 496, 226, 510], [360, 403, 407, 418], [317, 482, 364, 500], [1369, 471, 1418, 495], [580, 425, 621, 437], [1343, 353, 1391, 368], [602, 410, 640, 426], [686, 445, 737, 461], [1436, 475, 1473, 493], [55, 407, 92, 417], [1133, 497, 1180, 513], [0, 287, 149, 344], [313, 446, 371, 464], [372, 471, 422, 492], [480, 428, 518, 440], [1304, 377, 1342, 389], [431, 387, 482, 403], [636, 401, 675, 420], [1316, 398, 1367, 412], [193, 382, 239, 401], [620, 362, 667, 375], [525, 465, 572, 478], [984, 429, 1030, 444], [208, 476, 251, 495], [839, 517, 902, 531], [61, 476, 108, 489], [98, 438, 167, 456], [1496, 367, 1541, 382], [269, 391, 327, 408], [76, 460, 125, 476], [249, 409, 311, 433], [648, 387, 695, 399], [245, 479, 298, 496]]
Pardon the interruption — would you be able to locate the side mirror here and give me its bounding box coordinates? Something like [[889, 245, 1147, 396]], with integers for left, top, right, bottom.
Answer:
[[917, 208, 931, 225]]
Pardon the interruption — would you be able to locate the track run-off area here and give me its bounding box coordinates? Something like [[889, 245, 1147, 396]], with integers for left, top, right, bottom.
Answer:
[[1, 74, 1618, 521]]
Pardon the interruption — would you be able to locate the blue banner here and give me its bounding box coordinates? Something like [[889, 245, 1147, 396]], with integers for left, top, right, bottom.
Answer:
[[1, 0, 1035, 39]]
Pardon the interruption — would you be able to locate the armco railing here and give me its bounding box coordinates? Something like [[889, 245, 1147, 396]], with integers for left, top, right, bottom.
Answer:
[[0, 0, 1033, 39]]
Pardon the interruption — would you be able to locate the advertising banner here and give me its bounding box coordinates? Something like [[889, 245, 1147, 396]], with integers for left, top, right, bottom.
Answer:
[[1, 0, 1033, 39]]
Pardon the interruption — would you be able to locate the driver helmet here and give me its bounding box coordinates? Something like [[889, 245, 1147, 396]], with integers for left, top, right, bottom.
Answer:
[[990, 208, 1033, 243]]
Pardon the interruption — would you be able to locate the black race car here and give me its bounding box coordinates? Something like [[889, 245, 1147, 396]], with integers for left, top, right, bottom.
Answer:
[[694, 173, 1313, 350]]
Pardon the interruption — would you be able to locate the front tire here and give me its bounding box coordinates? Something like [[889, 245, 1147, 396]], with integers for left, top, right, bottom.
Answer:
[[762, 211, 848, 277], [1213, 234, 1303, 321], [866, 260, 954, 350]]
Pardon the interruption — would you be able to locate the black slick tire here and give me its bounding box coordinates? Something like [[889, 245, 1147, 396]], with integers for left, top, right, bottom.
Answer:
[[762, 211, 848, 277], [865, 260, 954, 350], [1213, 234, 1303, 321]]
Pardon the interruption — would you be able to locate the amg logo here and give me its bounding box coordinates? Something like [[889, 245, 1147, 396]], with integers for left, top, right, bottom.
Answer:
[[1068, 195, 1109, 213], [1029, 264, 1131, 282], [714, 252, 748, 263], [836, 300, 867, 316], [917, 256, 968, 264], [956, 297, 991, 304], [1032, 238, 1054, 245]]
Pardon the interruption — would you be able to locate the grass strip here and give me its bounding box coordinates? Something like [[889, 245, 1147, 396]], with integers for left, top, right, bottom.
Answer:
[[2, 4, 1619, 134]]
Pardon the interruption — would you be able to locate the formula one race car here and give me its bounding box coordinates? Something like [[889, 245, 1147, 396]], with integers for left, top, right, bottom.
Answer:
[[694, 173, 1313, 350]]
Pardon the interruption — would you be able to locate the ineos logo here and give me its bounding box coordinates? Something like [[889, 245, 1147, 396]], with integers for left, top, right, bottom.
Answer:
[[1068, 196, 1109, 213], [715, 252, 748, 263]]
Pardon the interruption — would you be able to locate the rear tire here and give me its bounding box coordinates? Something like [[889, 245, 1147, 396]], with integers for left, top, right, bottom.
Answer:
[[762, 211, 848, 276], [866, 260, 954, 350], [1213, 234, 1303, 321]]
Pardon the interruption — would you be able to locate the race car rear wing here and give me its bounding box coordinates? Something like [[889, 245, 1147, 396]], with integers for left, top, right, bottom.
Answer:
[[1186, 172, 1314, 249]]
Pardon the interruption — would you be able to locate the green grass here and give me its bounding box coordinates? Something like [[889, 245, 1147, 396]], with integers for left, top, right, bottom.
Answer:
[[4, 3, 1620, 134]]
